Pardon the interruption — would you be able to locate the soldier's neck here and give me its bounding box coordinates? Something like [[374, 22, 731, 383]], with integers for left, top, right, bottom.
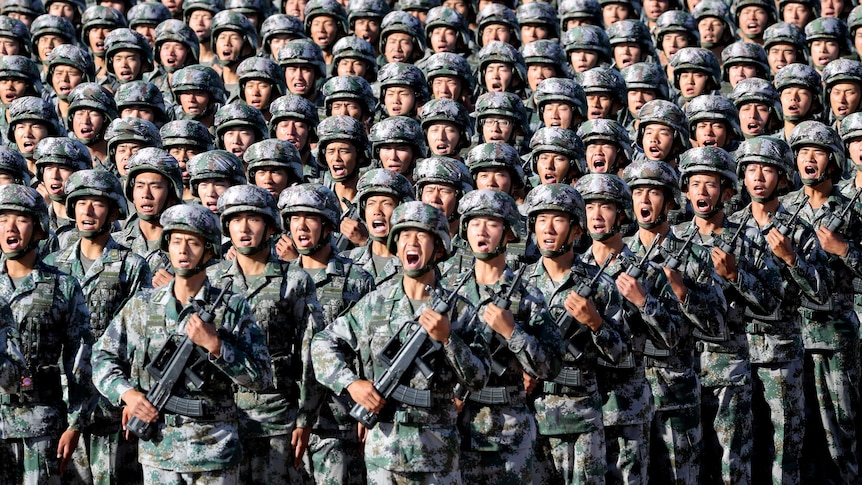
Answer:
[[236, 248, 268, 276], [750, 196, 778, 227], [592, 236, 623, 266], [855, 170, 862, 190], [542, 251, 573, 282], [300, 242, 331, 269], [402, 271, 435, 300], [694, 211, 725, 235], [4, 250, 36, 279], [474, 254, 506, 285], [804, 181, 833, 209], [138, 218, 163, 242], [51, 200, 66, 221], [371, 239, 393, 258], [638, 223, 668, 248], [79, 232, 109, 260], [87, 141, 107, 164], [174, 272, 207, 305], [334, 179, 357, 205]]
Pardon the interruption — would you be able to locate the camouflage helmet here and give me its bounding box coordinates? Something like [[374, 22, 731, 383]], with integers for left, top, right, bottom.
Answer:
[[670, 47, 722, 91], [577, 118, 634, 166], [183, 0, 224, 21], [268, 94, 320, 142], [278, 182, 341, 229], [321, 75, 376, 117], [104, 28, 154, 75], [370, 114, 425, 156], [159, 203, 222, 257], [187, 149, 247, 197], [169, 65, 227, 104], [822, 59, 862, 119], [217, 184, 281, 236], [517, 1, 559, 38], [622, 159, 681, 210], [419, 98, 474, 148], [788, 120, 846, 183], [1, 0, 44, 18], [529, 127, 586, 177], [379, 10, 425, 56], [114, 81, 167, 123], [413, 156, 473, 197], [30, 13, 75, 45], [574, 173, 632, 218], [66, 82, 118, 125], [562, 25, 611, 64], [636, 99, 690, 151], [734, 135, 794, 178], [214, 104, 268, 148], [620, 62, 670, 100], [226, 0, 269, 17], [0, 55, 40, 95], [420, 52, 475, 93], [558, 0, 601, 27], [277, 38, 326, 80], [154, 19, 200, 67], [805, 17, 852, 55], [347, 0, 390, 26], [579, 66, 627, 106], [44, 0, 85, 18], [6, 96, 64, 142], [34, 137, 91, 182], [304, 0, 348, 35], [160, 120, 215, 151], [534, 77, 587, 118], [474, 91, 528, 131], [477, 3, 520, 48], [315, 116, 368, 166], [777, 0, 818, 13], [678, 146, 738, 191], [730, 78, 783, 133], [244, 139, 303, 184], [0, 146, 30, 185], [521, 39, 567, 76], [0, 15, 30, 56], [330, 36, 378, 79], [476, 40, 527, 89], [691, 0, 737, 48], [466, 142, 526, 190], [210, 10, 258, 54], [763, 22, 807, 58], [260, 15, 306, 56], [458, 189, 523, 242], [104, 117, 162, 160], [127, 2, 171, 30], [606, 19, 652, 50], [773, 63, 823, 116], [81, 6, 127, 49], [522, 183, 586, 232], [63, 168, 127, 220], [684, 95, 743, 142], [47, 44, 96, 89], [425, 6, 471, 51], [720, 41, 769, 82], [386, 201, 452, 260], [237, 56, 287, 100], [124, 147, 184, 201], [0, 184, 49, 242], [356, 168, 415, 221], [840, 111, 862, 143], [653, 10, 698, 47], [377, 62, 429, 104], [850, 4, 862, 33]]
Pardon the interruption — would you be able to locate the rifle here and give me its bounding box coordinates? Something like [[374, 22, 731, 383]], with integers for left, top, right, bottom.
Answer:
[[623, 235, 661, 279], [486, 266, 528, 377], [126, 283, 232, 441], [664, 229, 698, 272], [823, 188, 862, 232], [333, 197, 360, 253], [350, 269, 473, 429], [716, 215, 750, 254], [769, 194, 809, 236]]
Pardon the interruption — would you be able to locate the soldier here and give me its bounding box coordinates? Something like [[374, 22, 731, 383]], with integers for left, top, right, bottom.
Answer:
[[160, 119, 216, 201], [419, 98, 474, 160], [532, 78, 586, 132], [580, 66, 627, 121], [375, 62, 429, 121], [146, 19, 198, 105], [369, 116, 426, 179], [634, 99, 690, 169], [92, 203, 271, 484], [114, 82, 168, 130], [0, 146, 32, 187], [30, 14, 75, 73], [213, 103, 268, 161], [101, 29, 154, 94], [762, 22, 807, 75], [311, 201, 490, 483], [450, 189, 562, 484], [304, 0, 347, 67], [562, 25, 611, 74], [619, 63, 669, 139], [321, 75, 378, 126], [348, 0, 389, 55], [421, 52, 475, 107], [268, 94, 321, 182], [779, 0, 816, 29], [103, 117, 163, 178], [378, 10, 425, 65], [719, 42, 769, 94], [6, 97, 66, 176], [276, 38, 327, 109], [735, 0, 776, 45], [669, 47, 722, 108], [558, 0, 602, 30], [0, 184, 92, 484], [45, 169, 151, 485], [260, 14, 307, 63], [0, 56, 43, 139], [425, 6, 472, 56], [66, 82, 118, 165], [523, 41, 569, 105], [187, 150, 247, 213], [414, 156, 474, 240], [730, 78, 784, 139], [169, 64, 228, 129], [183, 0, 223, 66], [821, 59, 862, 130], [206, 185, 324, 484], [577, 119, 633, 176], [606, 19, 654, 69], [210, 10, 258, 94], [126, 2, 171, 48], [839, 111, 862, 199], [475, 41, 527, 99], [472, 92, 530, 155], [685, 95, 743, 151], [528, 127, 586, 186], [44, 45, 96, 128], [331, 36, 379, 82], [1, 0, 41, 28], [280, 183, 376, 485], [804, 18, 851, 74], [235, 57, 287, 121], [653, 11, 698, 68], [692, 0, 736, 60], [774, 63, 823, 142], [34, 138, 91, 240], [80, 6, 126, 81], [0, 14, 30, 56], [475, 4, 520, 50], [245, 138, 304, 201]]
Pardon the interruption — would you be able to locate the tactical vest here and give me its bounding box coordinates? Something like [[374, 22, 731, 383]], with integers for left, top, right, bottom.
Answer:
[[316, 263, 357, 325]]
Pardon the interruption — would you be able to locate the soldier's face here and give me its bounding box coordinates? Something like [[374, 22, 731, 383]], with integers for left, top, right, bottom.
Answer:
[[13, 121, 50, 156], [420, 183, 458, 217], [586, 93, 616, 120], [0, 79, 26, 104], [352, 18, 380, 45], [810, 40, 840, 68], [431, 76, 463, 101], [48, 1, 75, 21], [527, 64, 555, 92], [41, 163, 74, 198], [767, 44, 798, 73], [602, 3, 631, 27], [643, 0, 670, 19], [534, 210, 580, 252], [228, 212, 269, 251], [641, 123, 674, 161], [586, 141, 619, 173], [728, 64, 759, 88], [521, 24, 550, 44], [481, 24, 511, 46], [337, 58, 369, 78], [780, 87, 813, 119], [244, 80, 274, 111], [160, 0, 183, 15], [685, 173, 725, 216], [694, 121, 729, 148], [661, 33, 689, 59], [88, 27, 111, 56], [37, 34, 65, 61], [856, 29, 862, 59], [443, 0, 469, 19], [324, 141, 359, 178], [585, 201, 619, 237], [467, 215, 508, 254], [542, 102, 575, 129], [481, 116, 515, 143], [364, 194, 398, 240], [135, 24, 157, 48], [133, 172, 171, 216], [168, 230, 209, 274], [782, 3, 812, 28], [160, 41, 190, 70], [739, 6, 768, 37], [330, 100, 363, 119], [632, 186, 668, 224], [6, 13, 33, 29], [378, 144, 415, 174], [426, 122, 461, 156], [0, 36, 21, 56], [384, 87, 416, 116], [75, 195, 114, 232], [276, 118, 310, 149], [52, 65, 84, 99], [115, 142, 143, 175], [0, 210, 36, 254], [269, 35, 293, 59], [254, 167, 290, 199], [289, 212, 325, 251], [216, 32, 248, 64], [627, 88, 657, 117], [100, 0, 126, 13], [678, 71, 708, 99], [849, 138, 862, 166], [431, 26, 459, 53], [744, 162, 783, 199], [739, 102, 771, 136], [698, 17, 725, 45], [179, 90, 211, 115], [168, 146, 201, 180], [197, 178, 231, 211], [821, 0, 846, 17], [829, 82, 861, 118], [188, 10, 214, 41], [536, 152, 573, 184], [311, 16, 339, 48], [613, 43, 642, 69], [475, 168, 513, 194], [121, 106, 156, 123], [72, 109, 106, 144], [396, 228, 437, 272], [112, 51, 144, 81], [284, 65, 316, 96], [569, 49, 599, 73], [796, 146, 830, 180], [384, 33, 414, 64]]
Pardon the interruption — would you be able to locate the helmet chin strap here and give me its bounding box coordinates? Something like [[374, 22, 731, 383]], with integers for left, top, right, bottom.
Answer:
[[694, 202, 723, 219], [636, 215, 666, 229], [800, 171, 831, 187]]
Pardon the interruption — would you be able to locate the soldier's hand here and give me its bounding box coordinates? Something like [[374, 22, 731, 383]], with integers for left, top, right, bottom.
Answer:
[[347, 379, 385, 413], [291, 427, 311, 470], [340, 218, 368, 247], [276, 234, 298, 261], [564, 291, 602, 331], [454, 398, 466, 413], [357, 423, 368, 449], [523, 371, 540, 395], [152, 269, 174, 288], [661, 266, 688, 302], [766, 228, 797, 266], [224, 246, 237, 261], [484, 303, 515, 339], [711, 247, 738, 282], [121, 389, 158, 425], [187, 313, 221, 357], [816, 225, 850, 257], [616, 272, 647, 308], [419, 307, 452, 343], [57, 429, 79, 474]]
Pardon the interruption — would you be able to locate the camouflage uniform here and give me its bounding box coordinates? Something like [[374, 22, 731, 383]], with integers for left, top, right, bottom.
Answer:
[[311, 202, 490, 484], [91, 204, 272, 483], [207, 185, 325, 485], [0, 184, 93, 485], [0, 55, 43, 144]]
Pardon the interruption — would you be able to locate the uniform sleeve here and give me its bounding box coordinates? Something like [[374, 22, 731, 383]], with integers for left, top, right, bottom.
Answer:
[[295, 272, 327, 429], [62, 277, 94, 431], [127, 253, 153, 294], [590, 276, 629, 365], [92, 295, 141, 406], [209, 294, 272, 391], [635, 264, 685, 351], [443, 300, 490, 393], [311, 295, 369, 395], [507, 284, 563, 380]]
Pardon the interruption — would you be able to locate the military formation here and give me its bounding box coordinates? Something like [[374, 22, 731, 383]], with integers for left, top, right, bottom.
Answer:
[[1, 0, 862, 484]]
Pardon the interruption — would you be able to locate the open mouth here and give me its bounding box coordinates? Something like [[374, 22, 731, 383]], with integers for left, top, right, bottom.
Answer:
[[138, 203, 155, 213], [543, 173, 558, 183], [639, 207, 653, 223], [803, 165, 818, 177], [389, 54, 405, 63], [489, 82, 503, 92], [118, 70, 133, 79], [95, 42, 105, 51], [295, 233, 311, 247], [591, 158, 606, 171], [48, 183, 63, 195], [370, 218, 388, 236], [746, 122, 761, 133], [205, 200, 218, 211], [750, 184, 766, 197], [5, 236, 20, 250], [388, 105, 402, 114], [21, 140, 34, 151], [541, 237, 557, 249], [330, 163, 346, 178], [176, 257, 191, 269], [80, 219, 97, 230], [701, 138, 717, 147], [238, 235, 254, 247], [165, 56, 179, 67], [591, 223, 606, 234], [648, 145, 662, 158], [404, 249, 421, 268], [384, 160, 404, 172], [435, 143, 451, 153], [695, 198, 711, 213], [230, 147, 244, 156], [474, 238, 491, 252], [589, 110, 604, 119], [837, 104, 849, 115]]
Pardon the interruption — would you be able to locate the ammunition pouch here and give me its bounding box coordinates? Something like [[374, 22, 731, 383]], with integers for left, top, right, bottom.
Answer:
[[551, 367, 584, 389], [466, 385, 524, 406]]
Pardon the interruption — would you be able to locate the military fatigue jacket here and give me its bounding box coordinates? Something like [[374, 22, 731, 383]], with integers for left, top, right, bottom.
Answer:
[[112, 215, 172, 276], [349, 243, 402, 285], [312, 275, 490, 473], [0, 260, 93, 439], [92, 279, 271, 472]]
